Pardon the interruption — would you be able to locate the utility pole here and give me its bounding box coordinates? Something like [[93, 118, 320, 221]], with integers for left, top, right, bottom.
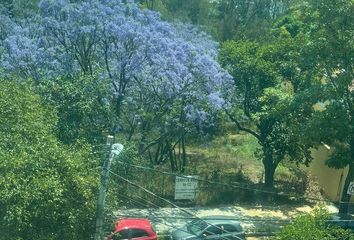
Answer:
[[94, 136, 124, 240]]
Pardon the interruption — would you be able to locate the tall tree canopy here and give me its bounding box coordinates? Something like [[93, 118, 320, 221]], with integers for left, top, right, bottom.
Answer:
[[0, 0, 231, 170], [139, 0, 300, 41], [0, 80, 98, 240], [295, 0, 354, 213], [219, 25, 314, 188]]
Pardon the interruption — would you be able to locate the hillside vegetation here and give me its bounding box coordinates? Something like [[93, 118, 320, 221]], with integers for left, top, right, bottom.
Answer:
[[0, 0, 353, 239]]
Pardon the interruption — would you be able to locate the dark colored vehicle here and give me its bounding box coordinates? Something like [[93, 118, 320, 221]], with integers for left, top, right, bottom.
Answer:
[[107, 218, 158, 240], [170, 216, 246, 240]]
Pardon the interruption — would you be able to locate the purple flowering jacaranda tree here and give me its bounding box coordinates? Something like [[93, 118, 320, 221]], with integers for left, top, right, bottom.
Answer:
[[0, 0, 233, 170]]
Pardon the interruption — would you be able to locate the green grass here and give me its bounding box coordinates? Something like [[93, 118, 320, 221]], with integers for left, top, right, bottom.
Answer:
[[186, 132, 263, 183], [109, 130, 313, 207]]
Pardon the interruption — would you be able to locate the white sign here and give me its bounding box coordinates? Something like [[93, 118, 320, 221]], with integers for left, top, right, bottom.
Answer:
[[347, 182, 354, 195], [174, 176, 198, 200]]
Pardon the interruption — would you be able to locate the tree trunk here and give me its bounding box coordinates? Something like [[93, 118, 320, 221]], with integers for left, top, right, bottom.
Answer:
[[263, 147, 276, 188], [177, 139, 181, 171], [153, 142, 162, 164], [169, 142, 176, 171], [138, 122, 148, 154], [181, 131, 187, 173]]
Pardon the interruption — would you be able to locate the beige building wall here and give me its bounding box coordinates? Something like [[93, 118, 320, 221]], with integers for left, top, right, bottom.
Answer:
[[305, 146, 353, 202]]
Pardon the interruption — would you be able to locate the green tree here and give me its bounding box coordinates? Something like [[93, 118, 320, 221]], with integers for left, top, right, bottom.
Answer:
[[214, 0, 298, 41], [161, 0, 211, 25], [38, 74, 114, 145], [219, 36, 313, 188], [141, 0, 212, 25], [139, 0, 217, 38], [295, 0, 354, 214], [140, 0, 300, 41], [0, 0, 39, 18], [274, 207, 354, 240], [0, 80, 98, 239]]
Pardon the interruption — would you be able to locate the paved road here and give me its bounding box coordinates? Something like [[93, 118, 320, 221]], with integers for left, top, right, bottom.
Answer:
[[114, 203, 338, 237]]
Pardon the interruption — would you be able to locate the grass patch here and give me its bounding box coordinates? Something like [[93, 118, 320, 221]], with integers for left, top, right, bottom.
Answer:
[[186, 132, 262, 183], [110, 130, 319, 207]]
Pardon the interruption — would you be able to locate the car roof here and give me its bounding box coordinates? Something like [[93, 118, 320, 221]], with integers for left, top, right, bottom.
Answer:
[[114, 218, 153, 232], [199, 216, 242, 226], [332, 214, 354, 220]]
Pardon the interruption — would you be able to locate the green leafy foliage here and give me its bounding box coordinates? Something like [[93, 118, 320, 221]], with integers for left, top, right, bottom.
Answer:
[[219, 38, 314, 188], [0, 0, 39, 18], [274, 207, 354, 240], [141, 0, 302, 41], [0, 80, 98, 240], [286, 0, 354, 213], [38, 74, 114, 145]]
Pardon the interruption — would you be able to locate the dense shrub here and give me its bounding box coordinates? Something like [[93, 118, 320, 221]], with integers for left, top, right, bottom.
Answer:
[[274, 207, 354, 240], [0, 80, 98, 240]]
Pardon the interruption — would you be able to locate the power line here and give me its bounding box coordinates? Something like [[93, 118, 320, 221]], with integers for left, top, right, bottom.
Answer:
[[113, 214, 292, 222], [109, 171, 246, 240], [113, 194, 354, 223], [110, 187, 246, 239], [111, 173, 247, 240], [113, 213, 354, 223], [114, 160, 348, 204], [114, 192, 161, 209], [108, 192, 204, 238], [112, 191, 293, 223], [108, 176, 354, 240], [109, 171, 199, 217]]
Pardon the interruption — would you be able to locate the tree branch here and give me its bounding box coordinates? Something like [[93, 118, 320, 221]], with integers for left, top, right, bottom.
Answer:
[[225, 109, 260, 140]]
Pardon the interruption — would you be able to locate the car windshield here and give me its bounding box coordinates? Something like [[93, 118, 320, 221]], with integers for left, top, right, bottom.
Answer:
[[186, 220, 208, 235]]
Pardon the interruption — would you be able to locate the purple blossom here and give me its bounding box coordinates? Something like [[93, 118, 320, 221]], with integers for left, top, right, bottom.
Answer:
[[208, 92, 226, 109], [0, 0, 233, 134]]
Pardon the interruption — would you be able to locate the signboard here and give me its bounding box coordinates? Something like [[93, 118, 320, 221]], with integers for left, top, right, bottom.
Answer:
[[175, 176, 198, 200], [347, 182, 354, 195]]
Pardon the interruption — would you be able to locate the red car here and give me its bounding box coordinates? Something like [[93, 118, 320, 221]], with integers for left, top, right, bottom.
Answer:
[[107, 218, 158, 240]]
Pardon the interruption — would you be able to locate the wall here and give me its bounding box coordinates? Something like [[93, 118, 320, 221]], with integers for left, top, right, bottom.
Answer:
[[306, 146, 353, 202]]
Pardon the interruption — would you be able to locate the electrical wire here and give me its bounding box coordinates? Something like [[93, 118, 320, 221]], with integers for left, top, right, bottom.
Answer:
[[113, 192, 292, 223], [112, 191, 246, 239], [108, 174, 354, 240], [113, 214, 293, 223], [109, 171, 246, 240], [114, 160, 354, 205]]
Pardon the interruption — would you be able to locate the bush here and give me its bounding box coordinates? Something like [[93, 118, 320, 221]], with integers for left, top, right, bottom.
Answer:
[[0, 81, 98, 240], [274, 207, 354, 240]]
